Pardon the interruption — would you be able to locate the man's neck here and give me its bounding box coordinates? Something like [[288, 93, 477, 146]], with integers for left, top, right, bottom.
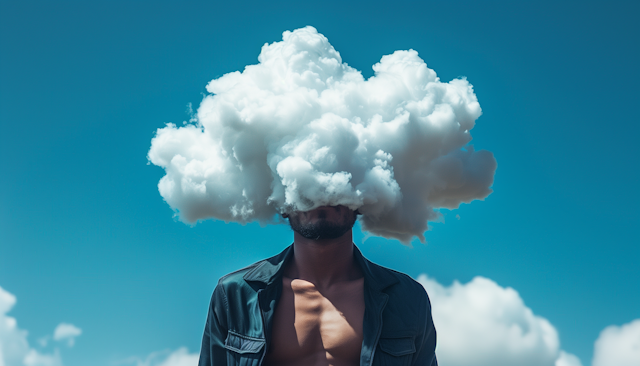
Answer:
[[286, 230, 363, 290]]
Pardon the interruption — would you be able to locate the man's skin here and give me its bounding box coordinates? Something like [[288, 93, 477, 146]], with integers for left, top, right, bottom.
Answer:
[[265, 205, 365, 366]]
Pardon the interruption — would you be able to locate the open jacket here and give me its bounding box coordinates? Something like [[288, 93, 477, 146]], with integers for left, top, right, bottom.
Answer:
[[198, 244, 438, 366]]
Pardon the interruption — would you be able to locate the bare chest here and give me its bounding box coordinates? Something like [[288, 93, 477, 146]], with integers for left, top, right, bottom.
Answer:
[[265, 278, 365, 366]]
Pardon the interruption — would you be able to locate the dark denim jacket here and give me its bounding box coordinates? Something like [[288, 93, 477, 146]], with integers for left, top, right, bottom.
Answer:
[[198, 244, 437, 366]]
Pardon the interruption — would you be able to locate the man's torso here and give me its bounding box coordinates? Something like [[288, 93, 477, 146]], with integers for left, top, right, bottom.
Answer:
[[265, 277, 365, 366], [197, 245, 437, 366]]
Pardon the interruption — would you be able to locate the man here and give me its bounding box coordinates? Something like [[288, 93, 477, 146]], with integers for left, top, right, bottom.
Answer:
[[198, 205, 437, 366]]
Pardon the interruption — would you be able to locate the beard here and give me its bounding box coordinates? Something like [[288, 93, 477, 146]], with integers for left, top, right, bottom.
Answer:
[[288, 210, 357, 240]]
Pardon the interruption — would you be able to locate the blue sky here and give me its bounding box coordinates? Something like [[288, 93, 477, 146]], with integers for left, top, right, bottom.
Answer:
[[1, 1, 638, 366]]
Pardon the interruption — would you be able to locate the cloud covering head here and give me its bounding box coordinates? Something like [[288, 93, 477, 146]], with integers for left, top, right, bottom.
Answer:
[[148, 26, 496, 242]]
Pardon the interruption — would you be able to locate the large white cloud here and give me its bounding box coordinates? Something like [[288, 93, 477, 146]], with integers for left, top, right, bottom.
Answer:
[[592, 319, 640, 366], [417, 274, 582, 366], [148, 26, 496, 242], [0, 285, 67, 366]]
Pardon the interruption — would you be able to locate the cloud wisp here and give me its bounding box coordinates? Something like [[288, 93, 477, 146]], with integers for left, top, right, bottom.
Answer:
[[53, 323, 82, 348], [148, 26, 496, 242]]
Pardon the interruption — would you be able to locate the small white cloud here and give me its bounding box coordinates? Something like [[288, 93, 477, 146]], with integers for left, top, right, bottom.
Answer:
[[126, 348, 198, 366], [154, 348, 198, 366], [417, 274, 582, 366], [53, 323, 82, 347], [592, 319, 640, 366], [555, 351, 583, 366]]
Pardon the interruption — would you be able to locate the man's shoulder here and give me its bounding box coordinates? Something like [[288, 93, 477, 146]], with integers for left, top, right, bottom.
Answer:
[[215, 246, 291, 290], [216, 260, 264, 287]]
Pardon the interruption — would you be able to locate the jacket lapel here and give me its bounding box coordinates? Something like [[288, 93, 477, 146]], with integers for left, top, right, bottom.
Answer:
[[243, 245, 293, 289], [354, 246, 399, 366], [242, 245, 293, 364]]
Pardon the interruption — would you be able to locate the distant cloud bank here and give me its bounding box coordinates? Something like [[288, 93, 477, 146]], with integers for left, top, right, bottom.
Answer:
[[126, 273, 639, 366], [148, 26, 496, 243], [2, 281, 636, 366]]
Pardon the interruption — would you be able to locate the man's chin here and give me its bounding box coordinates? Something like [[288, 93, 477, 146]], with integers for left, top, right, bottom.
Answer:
[[291, 222, 353, 240]]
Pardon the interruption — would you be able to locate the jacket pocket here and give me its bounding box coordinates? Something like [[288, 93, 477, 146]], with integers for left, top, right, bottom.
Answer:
[[224, 331, 265, 366], [375, 337, 416, 366]]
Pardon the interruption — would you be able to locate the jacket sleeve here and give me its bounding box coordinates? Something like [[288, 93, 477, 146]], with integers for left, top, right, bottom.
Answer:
[[412, 289, 437, 366], [198, 284, 229, 366]]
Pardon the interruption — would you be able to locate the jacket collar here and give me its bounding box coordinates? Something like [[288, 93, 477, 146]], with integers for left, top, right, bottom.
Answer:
[[243, 243, 399, 291], [353, 245, 399, 291], [243, 244, 294, 287]]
